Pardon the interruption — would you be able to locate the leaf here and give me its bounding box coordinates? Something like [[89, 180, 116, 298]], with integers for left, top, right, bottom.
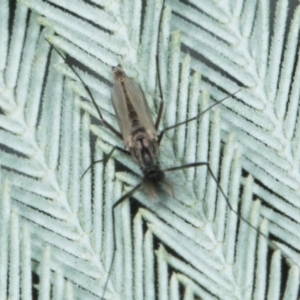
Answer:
[[1, 0, 300, 299]]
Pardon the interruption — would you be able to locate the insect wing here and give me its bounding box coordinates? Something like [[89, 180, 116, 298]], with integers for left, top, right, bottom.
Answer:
[[111, 75, 157, 141], [123, 77, 156, 135], [111, 79, 131, 141]]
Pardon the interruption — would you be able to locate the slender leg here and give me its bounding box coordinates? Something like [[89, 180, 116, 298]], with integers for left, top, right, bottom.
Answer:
[[81, 145, 130, 178], [154, 2, 166, 131], [157, 90, 240, 144], [101, 182, 143, 300], [164, 162, 258, 231], [155, 55, 164, 131], [163, 162, 298, 267], [47, 40, 123, 140]]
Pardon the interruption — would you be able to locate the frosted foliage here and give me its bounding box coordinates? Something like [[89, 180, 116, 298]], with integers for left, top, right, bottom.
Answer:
[[0, 0, 300, 299]]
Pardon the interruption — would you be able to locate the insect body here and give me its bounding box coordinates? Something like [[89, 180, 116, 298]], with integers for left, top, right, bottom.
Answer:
[[47, 44, 299, 299], [102, 62, 248, 300], [46, 8, 300, 300], [48, 41, 243, 298], [112, 65, 158, 169], [92, 62, 300, 299], [111, 65, 169, 198]]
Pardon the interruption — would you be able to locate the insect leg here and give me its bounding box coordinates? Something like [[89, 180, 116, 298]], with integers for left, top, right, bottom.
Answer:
[[101, 182, 143, 300], [81, 145, 130, 178], [163, 162, 299, 268], [164, 162, 267, 234], [157, 90, 240, 144], [154, 0, 167, 131], [155, 53, 164, 131], [47, 40, 123, 139]]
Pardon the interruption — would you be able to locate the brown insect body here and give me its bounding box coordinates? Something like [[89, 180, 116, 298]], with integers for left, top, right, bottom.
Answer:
[[47, 31, 299, 300], [112, 65, 168, 197]]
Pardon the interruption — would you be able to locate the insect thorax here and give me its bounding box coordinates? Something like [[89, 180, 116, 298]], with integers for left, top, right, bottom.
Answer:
[[127, 130, 159, 170]]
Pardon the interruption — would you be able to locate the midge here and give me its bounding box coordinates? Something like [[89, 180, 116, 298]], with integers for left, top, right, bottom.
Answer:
[[47, 12, 298, 300], [110, 64, 170, 198], [96, 66, 239, 292], [50, 44, 236, 279], [86, 63, 241, 298], [49, 46, 298, 299], [48, 38, 238, 292]]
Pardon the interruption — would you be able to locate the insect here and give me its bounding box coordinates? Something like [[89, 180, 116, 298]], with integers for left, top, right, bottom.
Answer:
[[49, 48, 299, 298], [47, 7, 299, 300]]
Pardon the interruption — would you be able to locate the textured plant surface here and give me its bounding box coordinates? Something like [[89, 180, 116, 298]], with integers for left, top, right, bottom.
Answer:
[[0, 0, 300, 299]]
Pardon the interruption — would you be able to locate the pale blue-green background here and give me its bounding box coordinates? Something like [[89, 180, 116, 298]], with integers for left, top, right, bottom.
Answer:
[[0, 0, 300, 299]]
